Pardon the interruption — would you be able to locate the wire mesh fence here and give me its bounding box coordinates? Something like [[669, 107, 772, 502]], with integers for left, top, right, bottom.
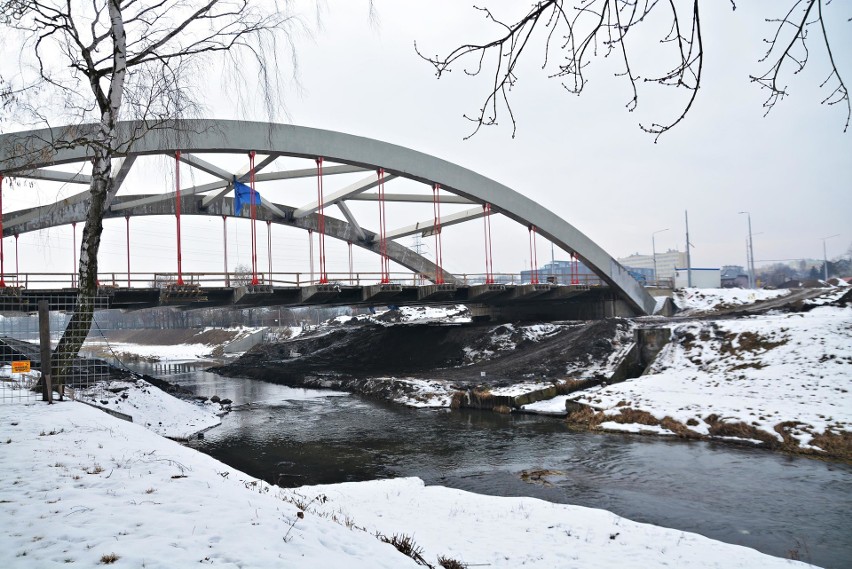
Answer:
[[0, 291, 112, 404]]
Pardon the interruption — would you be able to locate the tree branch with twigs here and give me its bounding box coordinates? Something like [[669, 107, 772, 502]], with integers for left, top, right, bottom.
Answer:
[[417, 0, 849, 140]]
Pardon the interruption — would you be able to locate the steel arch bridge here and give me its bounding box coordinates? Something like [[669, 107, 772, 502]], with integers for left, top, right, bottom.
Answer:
[[0, 120, 655, 315]]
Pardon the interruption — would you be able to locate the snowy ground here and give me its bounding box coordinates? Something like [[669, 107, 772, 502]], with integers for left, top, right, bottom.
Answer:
[[673, 287, 793, 314], [77, 378, 222, 440], [571, 289, 851, 453], [0, 400, 814, 569], [82, 326, 266, 362], [330, 304, 472, 326]]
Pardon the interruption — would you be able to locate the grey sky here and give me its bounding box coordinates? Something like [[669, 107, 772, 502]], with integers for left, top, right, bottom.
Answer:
[[281, 1, 851, 270], [2, 1, 850, 281]]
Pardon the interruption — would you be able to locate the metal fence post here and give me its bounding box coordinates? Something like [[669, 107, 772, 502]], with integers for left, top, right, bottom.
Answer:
[[38, 300, 53, 403]]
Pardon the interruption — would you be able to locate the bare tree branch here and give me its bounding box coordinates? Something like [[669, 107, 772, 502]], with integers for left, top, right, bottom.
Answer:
[[418, 0, 849, 139]]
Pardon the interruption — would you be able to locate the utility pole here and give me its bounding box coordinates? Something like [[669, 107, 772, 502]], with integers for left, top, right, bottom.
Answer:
[[820, 234, 840, 281], [411, 235, 427, 285], [739, 211, 755, 289], [684, 211, 692, 287]]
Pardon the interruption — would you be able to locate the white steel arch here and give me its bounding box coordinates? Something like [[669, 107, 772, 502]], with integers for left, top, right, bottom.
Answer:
[[0, 120, 656, 314]]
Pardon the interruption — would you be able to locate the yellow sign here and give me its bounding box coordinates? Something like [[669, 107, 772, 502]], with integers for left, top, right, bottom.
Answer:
[[11, 361, 31, 373]]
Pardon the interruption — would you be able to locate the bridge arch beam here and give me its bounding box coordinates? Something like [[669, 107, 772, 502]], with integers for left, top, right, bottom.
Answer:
[[0, 120, 656, 314]]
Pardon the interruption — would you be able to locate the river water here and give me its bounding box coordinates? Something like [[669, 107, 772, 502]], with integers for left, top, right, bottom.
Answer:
[[143, 362, 850, 568]]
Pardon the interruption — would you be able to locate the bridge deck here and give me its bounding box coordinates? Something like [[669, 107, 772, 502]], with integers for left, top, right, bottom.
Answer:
[[0, 283, 604, 313]]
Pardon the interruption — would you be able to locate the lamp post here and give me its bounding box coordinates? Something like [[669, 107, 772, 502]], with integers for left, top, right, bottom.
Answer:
[[820, 234, 840, 281], [739, 212, 755, 289], [651, 228, 669, 283]]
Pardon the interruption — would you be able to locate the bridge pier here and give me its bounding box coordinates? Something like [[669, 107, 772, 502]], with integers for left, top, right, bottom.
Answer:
[[467, 294, 639, 323]]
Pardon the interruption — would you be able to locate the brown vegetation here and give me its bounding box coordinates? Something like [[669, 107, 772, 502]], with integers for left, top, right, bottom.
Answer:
[[809, 431, 852, 462]]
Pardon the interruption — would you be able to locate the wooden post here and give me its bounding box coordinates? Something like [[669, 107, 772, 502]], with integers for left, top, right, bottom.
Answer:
[[38, 300, 53, 403]]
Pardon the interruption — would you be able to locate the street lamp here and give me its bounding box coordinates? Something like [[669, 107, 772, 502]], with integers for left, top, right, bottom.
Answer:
[[739, 212, 755, 289], [651, 228, 669, 283], [820, 234, 840, 281]]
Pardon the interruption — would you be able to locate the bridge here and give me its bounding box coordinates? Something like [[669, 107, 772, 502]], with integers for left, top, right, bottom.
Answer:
[[0, 120, 655, 319]]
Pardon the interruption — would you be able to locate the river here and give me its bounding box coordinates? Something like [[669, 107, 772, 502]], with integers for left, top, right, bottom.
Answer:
[[141, 361, 850, 568]]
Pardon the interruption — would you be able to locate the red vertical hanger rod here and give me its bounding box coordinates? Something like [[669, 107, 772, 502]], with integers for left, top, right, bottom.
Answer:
[[175, 151, 184, 285], [483, 203, 494, 284], [378, 168, 389, 284], [316, 158, 328, 284], [528, 226, 539, 284], [249, 151, 259, 285], [432, 184, 444, 285]]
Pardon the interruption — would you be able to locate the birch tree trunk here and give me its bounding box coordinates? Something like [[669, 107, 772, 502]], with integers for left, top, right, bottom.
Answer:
[[51, 0, 127, 392]]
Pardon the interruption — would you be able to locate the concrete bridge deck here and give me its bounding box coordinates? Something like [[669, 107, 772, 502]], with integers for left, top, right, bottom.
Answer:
[[0, 282, 631, 320]]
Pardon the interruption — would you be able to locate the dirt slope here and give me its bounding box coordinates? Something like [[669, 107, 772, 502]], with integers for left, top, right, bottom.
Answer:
[[214, 319, 633, 388]]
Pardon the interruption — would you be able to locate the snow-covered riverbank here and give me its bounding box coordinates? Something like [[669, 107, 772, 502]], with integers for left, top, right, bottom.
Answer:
[[0, 400, 816, 568], [567, 288, 851, 458]]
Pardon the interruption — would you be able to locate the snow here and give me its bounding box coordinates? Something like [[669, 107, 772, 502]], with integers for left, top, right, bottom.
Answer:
[[294, 478, 811, 569], [0, 400, 814, 569], [395, 304, 471, 323], [491, 380, 555, 397], [523, 394, 571, 414], [97, 341, 214, 361], [76, 378, 221, 440], [674, 287, 791, 313], [83, 326, 268, 362], [571, 303, 852, 449], [0, 402, 416, 569], [327, 305, 472, 327], [599, 421, 676, 436]]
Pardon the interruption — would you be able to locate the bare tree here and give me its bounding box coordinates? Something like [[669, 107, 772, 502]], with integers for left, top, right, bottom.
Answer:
[[416, 1, 849, 140], [0, 0, 298, 395]]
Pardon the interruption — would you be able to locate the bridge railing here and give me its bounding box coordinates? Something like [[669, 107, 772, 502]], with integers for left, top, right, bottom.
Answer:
[[0, 271, 442, 290], [0, 271, 607, 290]]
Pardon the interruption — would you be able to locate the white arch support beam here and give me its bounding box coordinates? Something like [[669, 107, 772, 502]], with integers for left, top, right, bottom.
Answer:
[[179, 153, 233, 181], [292, 171, 398, 219], [349, 193, 474, 204], [12, 168, 92, 184], [385, 206, 486, 241], [200, 163, 366, 207], [0, 120, 656, 314], [111, 179, 227, 212], [105, 156, 137, 209], [336, 201, 367, 242], [235, 153, 279, 181], [200, 153, 280, 207]]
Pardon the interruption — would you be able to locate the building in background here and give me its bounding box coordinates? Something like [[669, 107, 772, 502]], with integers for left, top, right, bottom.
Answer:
[[618, 249, 687, 282], [721, 265, 749, 288], [674, 267, 721, 289], [520, 259, 603, 285]]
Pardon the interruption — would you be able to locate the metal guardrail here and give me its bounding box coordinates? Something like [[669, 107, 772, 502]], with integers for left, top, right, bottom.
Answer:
[[0, 271, 606, 290]]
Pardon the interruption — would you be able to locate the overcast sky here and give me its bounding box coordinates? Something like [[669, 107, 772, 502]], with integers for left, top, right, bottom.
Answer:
[[3, 1, 851, 281]]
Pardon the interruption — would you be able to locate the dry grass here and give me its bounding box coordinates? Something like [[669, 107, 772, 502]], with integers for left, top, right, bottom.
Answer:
[[563, 404, 851, 462], [611, 408, 660, 426], [720, 331, 787, 355], [565, 405, 605, 428], [438, 555, 468, 569], [377, 534, 429, 565], [809, 431, 852, 461], [99, 553, 119, 564], [659, 416, 702, 439], [705, 415, 779, 447]]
